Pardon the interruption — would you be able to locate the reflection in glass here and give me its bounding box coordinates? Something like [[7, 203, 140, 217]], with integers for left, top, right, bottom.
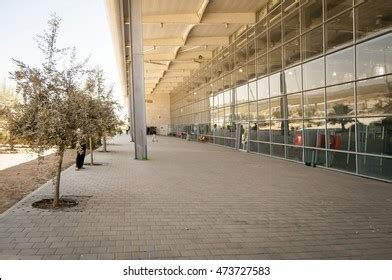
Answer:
[[250, 122, 258, 141], [235, 103, 249, 121], [257, 77, 269, 100], [358, 155, 392, 181], [301, 0, 322, 32], [356, 33, 392, 79], [258, 143, 271, 155], [326, 83, 355, 117], [325, 11, 353, 51], [268, 5, 281, 26], [249, 81, 257, 101], [270, 73, 281, 96], [287, 120, 303, 145], [303, 119, 326, 148], [249, 101, 258, 121], [258, 121, 270, 142], [326, 47, 354, 86], [256, 55, 268, 77], [271, 144, 285, 158], [303, 89, 325, 118], [269, 23, 282, 49], [303, 57, 324, 90], [302, 27, 323, 60], [287, 93, 302, 119], [357, 76, 392, 116], [284, 38, 300, 67], [304, 148, 326, 166], [327, 118, 356, 152], [327, 151, 356, 173], [269, 47, 283, 73], [284, 65, 302, 94], [270, 97, 284, 119], [356, 0, 392, 39], [357, 117, 392, 156], [287, 146, 303, 162], [257, 99, 270, 120], [236, 84, 248, 104], [325, 0, 352, 19], [271, 120, 287, 143], [255, 33, 268, 57], [283, 10, 299, 42], [247, 60, 256, 80]]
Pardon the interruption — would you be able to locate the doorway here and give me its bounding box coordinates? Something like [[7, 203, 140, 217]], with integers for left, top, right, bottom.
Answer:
[[236, 123, 249, 152]]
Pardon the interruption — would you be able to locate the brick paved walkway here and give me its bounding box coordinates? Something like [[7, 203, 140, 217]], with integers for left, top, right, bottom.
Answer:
[[1, 134, 392, 260]]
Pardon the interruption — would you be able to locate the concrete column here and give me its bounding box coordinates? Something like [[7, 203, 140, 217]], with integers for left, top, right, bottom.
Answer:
[[129, 0, 147, 159], [127, 67, 135, 142]]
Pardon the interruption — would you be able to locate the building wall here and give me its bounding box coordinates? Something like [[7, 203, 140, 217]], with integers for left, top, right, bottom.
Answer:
[[169, 0, 392, 182], [146, 93, 171, 135]]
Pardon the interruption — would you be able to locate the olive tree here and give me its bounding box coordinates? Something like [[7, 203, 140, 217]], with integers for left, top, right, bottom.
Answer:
[[10, 15, 88, 207]]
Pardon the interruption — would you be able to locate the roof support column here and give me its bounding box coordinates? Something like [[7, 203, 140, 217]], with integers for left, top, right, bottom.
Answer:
[[127, 67, 135, 142], [129, 0, 147, 159]]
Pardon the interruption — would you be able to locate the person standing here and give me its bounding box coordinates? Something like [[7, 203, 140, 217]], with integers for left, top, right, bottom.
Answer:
[[152, 131, 158, 142], [75, 128, 87, 170]]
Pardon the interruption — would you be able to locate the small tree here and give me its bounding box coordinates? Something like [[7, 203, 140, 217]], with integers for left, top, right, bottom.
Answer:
[[10, 15, 88, 207]]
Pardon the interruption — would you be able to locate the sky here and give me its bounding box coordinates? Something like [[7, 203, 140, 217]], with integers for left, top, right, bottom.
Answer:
[[0, 0, 125, 113]]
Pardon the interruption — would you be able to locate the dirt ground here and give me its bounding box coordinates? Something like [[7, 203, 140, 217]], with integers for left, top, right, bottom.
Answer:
[[0, 149, 77, 214]]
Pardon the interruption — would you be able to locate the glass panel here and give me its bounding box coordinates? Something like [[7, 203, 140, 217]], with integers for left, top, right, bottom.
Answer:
[[271, 96, 284, 119], [258, 121, 271, 142], [357, 75, 392, 116], [257, 99, 270, 120], [249, 101, 258, 121], [356, 0, 392, 40], [287, 119, 303, 145], [302, 26, 323, 60], [326, 83, 355, 117], [268, 5, 281, 26], [287, 146, 303, 161], [356, 33, 392, 79], [326, 118, 356, 152], [236, 84, 248, 104], [255, 32, 268, 57], [256, 55, 268, 77], [269, 47, 283, 73], [249, 81, 257, 101], [287, 93, 302, 119], [269, 23, 282, 49], [248, 40, 256, 61], [271, 144, 285, 158], [283, 0, 299, 15], [303, 57, 324, 90], [301, 0, 323, 32], [270, 72, 282, 96], [325, 0, 352, 19], [357, 117, 392, 156], [236, 103, 249, 121], [223, 90, 232, 106], [248, 59, 256, 80], [304, 148, 326, 166], [327, 151, 356, 173], [257, 77, 269, 100], [326, 47, 354, 86], [283, 10, 300, 42], [304, 119, 326, 148], [271, 120, 287, 143], [236, 67, 248, 85], [258, 142, 271, 155], [268, 0, 281, 11], [284, 38, 301, 67], [250, 122, 258, 141], [303, 88, 325, 118], [325, 11, 353, 51], [284, 65, 302, 93], [250, 141, 258, 152], [358, 155, 392, 181]]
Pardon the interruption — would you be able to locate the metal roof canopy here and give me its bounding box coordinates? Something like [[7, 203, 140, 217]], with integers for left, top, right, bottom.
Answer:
[[106, 0, 268, 98]]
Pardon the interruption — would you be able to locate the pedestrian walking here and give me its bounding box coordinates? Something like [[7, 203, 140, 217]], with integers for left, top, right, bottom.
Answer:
[[152, 132, 158, 142]]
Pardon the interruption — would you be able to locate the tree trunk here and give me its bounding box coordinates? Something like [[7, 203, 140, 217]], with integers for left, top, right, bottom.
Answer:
[[53, 149, 64, 208], [89, 137, 94, 165], [103, 134, 107, 152]]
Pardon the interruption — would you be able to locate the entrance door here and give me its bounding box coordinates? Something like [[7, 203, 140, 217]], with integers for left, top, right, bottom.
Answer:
[[236, 123, 249, 151]]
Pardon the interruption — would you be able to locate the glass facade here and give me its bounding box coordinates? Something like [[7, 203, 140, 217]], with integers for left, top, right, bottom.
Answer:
[[170, 0, 392, 182]]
